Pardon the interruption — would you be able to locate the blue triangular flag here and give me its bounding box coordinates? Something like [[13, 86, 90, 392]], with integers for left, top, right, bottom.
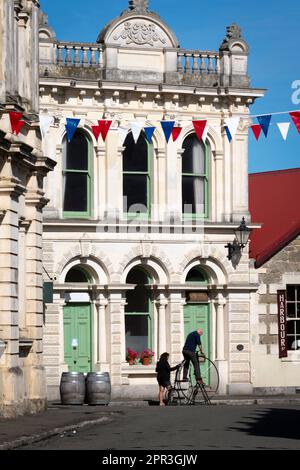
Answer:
[[144, 127, 156, 143], [161, 121, 175, 143], [257, 115, 272, 138], [66, 118, 80, 143], [225, 126, 232, 143]]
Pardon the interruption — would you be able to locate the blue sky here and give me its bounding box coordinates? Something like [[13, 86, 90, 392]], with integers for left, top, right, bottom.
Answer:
[[40, 0, 300, 173]]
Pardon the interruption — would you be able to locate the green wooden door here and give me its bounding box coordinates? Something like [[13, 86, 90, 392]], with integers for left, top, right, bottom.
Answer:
[[63, 303, 92, 373], [184, 303, 210, 384]]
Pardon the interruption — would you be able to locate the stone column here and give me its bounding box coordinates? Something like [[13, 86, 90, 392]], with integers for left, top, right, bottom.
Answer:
[[216, 296, 226, 361], [156, 294, 168, 357], [168, 291, 184, 365], [214, 150, 224, 222], [95, 297, 109, 370], [215, 294, 227, 395], [96, 147, 106, 220], [108, 291, 126, 388]]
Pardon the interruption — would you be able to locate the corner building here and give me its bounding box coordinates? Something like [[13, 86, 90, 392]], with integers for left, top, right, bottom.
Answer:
[[39, 0, 265, 399]]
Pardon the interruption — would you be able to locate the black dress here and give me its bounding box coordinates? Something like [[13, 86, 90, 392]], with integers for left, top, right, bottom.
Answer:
[[156, 359, 177, 387]]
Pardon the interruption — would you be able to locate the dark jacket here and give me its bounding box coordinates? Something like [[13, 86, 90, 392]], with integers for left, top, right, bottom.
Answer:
[[183, 331, 201, 353], [156, 359, 177, 383]]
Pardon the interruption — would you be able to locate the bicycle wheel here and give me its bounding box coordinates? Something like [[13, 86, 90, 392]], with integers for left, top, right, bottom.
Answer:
[[176, 361, 195, 404], [198, 357, 219, 399]]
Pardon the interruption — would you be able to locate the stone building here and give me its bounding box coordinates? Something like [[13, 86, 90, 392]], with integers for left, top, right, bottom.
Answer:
[[250, 169, 300, 393], [0, 0, 55, 417], [39, 0, 265, 400]]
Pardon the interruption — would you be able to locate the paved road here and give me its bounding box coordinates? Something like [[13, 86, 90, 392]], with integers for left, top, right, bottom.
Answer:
[[24, 404, 300, 450]]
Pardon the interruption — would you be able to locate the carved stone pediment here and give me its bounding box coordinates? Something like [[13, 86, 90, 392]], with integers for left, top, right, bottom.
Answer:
[[113, 21, 167, 47]]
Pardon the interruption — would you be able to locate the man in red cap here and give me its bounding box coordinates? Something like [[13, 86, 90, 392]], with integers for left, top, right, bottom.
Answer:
[[182, 329, 204, 385]]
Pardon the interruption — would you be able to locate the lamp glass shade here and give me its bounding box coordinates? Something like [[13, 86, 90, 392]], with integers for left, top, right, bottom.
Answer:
[[234, 218, 251, 247]]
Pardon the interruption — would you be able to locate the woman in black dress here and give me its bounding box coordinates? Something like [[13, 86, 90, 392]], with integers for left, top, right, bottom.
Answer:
[[155, 352, 178, 406]]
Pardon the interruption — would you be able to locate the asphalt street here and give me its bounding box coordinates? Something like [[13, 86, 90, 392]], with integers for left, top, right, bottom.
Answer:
[[23, 404, 300, 450]]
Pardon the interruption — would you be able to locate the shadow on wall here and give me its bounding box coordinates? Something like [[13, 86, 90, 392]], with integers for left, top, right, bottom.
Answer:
[[228, 408, 300, 441]]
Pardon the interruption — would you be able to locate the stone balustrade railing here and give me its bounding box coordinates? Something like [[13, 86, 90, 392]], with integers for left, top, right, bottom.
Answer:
[[55, 42, 104, 67], [177, 50, 220, 75]]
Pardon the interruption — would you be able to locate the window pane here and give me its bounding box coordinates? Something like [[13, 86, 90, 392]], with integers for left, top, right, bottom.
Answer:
[[182, 177, 205, 214], [186, 267, 206, 283], [287, 320, 296, 335], [123, 133, 148, 172], [125, 315, 148, 352], [126, 286, 149, 313], [182, 134, 205, 174], [287, 336, 296, 350], [123, 175, 148, 213], [287, 302, 296, 318], [296, 321, 300, 334], [65, 267, 89, 283], [63, 173, 88, 212], [287, 285, 296, 301], [66, 133, 88, 171]]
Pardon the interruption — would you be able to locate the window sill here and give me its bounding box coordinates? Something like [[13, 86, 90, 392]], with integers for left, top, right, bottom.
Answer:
[[281, 352, 300, 362], [122, 364, 156, 374]]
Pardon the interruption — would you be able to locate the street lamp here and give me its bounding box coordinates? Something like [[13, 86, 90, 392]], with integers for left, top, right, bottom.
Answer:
[[226, 217, 251, 261]]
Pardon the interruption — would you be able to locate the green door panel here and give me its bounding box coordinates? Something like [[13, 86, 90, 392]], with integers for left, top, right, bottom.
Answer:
[[184, 303, 210, 384], [63, 303, 92, 373]]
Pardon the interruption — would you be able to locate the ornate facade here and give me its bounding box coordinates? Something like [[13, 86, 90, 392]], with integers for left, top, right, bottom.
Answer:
[[39, 0, 266, 399], [0, 0, 55, 417]]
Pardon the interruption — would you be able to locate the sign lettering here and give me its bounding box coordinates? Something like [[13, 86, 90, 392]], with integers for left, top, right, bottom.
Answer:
[[277, 290, 288, 358]]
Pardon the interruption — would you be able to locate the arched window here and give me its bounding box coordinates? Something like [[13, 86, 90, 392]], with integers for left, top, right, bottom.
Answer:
[[63, 131, 92, 217], [123, 133, 151, 217], [125, 267, 153, 352], [182, 134, 208, 217], [186, 266, 208, 284], [65, 266, 92, 283]]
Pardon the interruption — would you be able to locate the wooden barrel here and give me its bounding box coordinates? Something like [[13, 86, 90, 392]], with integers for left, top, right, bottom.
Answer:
[[86, 372, 111, 406], [60, 372, 85, 405]]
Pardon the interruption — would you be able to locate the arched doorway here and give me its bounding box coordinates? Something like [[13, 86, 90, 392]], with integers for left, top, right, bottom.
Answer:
[[125, 267, 153, 354], [184, 267, 211, 384], [63, 266, 92, 373]]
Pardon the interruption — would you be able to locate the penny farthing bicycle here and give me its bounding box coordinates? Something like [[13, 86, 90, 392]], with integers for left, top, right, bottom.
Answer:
[[166, 354, 219, 406]]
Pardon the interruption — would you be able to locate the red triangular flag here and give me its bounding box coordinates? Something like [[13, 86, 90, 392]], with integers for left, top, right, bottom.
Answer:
[[91, 125, 101, 141], [98, 120, 112, 141], [289, 111, 300, 134], [9, 112, 25, 135], [172, 127, 182, 142], [193, 120, 207, 142], [251, 124, 262, 141]]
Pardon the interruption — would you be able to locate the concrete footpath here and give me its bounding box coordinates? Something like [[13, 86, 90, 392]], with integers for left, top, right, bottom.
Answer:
[[1, 395, 300, 450]]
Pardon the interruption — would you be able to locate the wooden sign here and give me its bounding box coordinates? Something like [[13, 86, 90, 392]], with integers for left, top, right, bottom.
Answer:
[[277, 290, 288, 358]]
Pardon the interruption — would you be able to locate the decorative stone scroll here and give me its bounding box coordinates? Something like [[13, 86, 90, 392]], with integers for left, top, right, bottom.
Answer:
[[113, 21, 167, 46], [128, 0, 149, 13]]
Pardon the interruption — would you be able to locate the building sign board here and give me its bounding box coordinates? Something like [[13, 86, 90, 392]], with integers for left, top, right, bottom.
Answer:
[[277, 290, 288, 358]]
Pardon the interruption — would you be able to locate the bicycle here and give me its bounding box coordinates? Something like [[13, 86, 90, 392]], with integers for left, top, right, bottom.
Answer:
[[165, 354, 219, 406]]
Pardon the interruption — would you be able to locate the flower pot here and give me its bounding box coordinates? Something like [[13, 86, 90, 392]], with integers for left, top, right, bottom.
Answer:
[[127, 359, 135, 366], [142, 357, 151, 366]]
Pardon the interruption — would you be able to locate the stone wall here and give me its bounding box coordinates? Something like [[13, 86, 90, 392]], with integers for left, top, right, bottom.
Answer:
[[251, 235, 300, 392]]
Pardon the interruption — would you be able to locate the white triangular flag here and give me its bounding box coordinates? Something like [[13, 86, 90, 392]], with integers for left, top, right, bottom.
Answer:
[[39, 113, 54, 139], [202, 125, 209, 143], [130, 121, 145, 143], [224, 117, 240, 141], [277, 122, 290, 141], [78, 118, 86, 128], [118, 126, 129, 146]]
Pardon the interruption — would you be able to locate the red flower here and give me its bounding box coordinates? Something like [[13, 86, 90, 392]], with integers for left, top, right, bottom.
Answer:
[[140, 349, 155, 359]]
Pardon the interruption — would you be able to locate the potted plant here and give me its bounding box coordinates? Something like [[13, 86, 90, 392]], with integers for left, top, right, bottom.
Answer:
[[126, 348, 138, 366], [140, 348, 155, 366]]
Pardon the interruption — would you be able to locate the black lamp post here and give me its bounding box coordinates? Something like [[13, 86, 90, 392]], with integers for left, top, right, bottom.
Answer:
[[226, 217, 251, 260]]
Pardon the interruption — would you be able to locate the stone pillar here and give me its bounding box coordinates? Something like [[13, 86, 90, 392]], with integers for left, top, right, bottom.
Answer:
[[0, 164, 24, 416], [96, 147, 106, 220], [168, 292, 184, 365], [109, 291, 126, 388], [214, 150, 224, 222], [156, 294, 168, 357], [95, 297, 109, 370], [214, 295, 227, 395]]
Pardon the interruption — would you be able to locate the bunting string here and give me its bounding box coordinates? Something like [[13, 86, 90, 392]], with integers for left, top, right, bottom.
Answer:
[[8, 108, 299, 144]]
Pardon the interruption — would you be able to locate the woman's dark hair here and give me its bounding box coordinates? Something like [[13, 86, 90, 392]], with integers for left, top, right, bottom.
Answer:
[[159, 352, 169, 361]]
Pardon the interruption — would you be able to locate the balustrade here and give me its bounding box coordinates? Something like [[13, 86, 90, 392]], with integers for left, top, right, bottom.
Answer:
[[56, 42, 104, 68]]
